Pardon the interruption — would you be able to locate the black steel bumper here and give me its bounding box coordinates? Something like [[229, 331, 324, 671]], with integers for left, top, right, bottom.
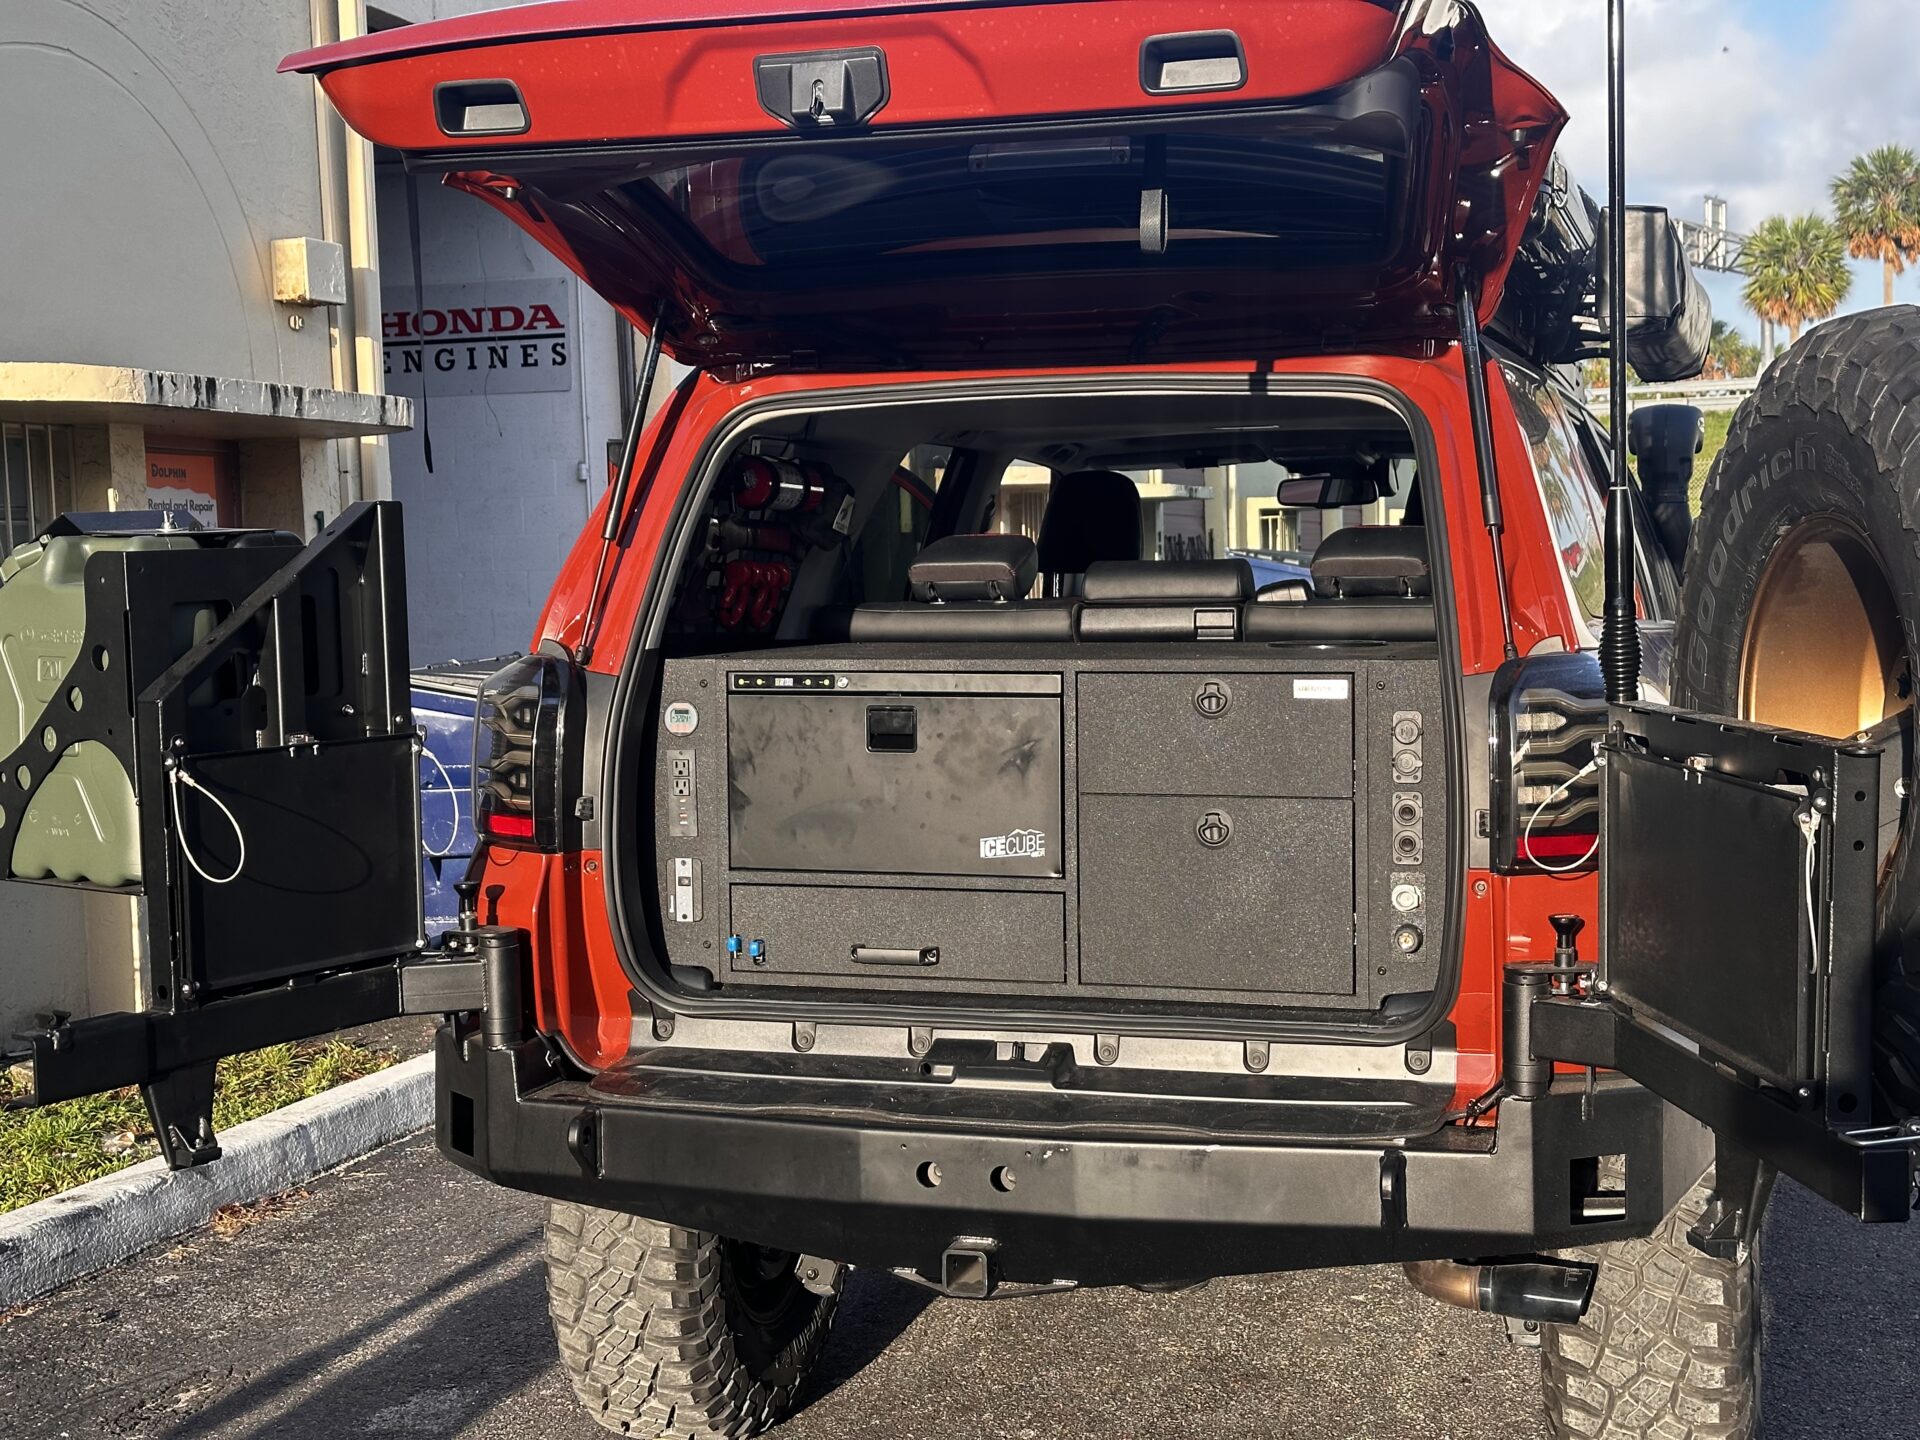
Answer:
[[435, 1028, 1712, 1288]]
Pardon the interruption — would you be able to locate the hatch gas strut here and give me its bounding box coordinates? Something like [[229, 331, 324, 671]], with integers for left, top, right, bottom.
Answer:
[[1457, 267, 1518, 663], [578, 303, 669, 667], [1599, 0, 1640, 705]]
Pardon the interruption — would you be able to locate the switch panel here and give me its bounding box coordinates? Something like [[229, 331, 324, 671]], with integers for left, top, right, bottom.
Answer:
[[1390, 710, 1423, 784], [672, 856, 702, 923], [667, 749, 697, 837]]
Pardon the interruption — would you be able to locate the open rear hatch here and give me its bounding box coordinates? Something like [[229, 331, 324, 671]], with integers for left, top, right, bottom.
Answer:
[[286, 0, 1565, 370]]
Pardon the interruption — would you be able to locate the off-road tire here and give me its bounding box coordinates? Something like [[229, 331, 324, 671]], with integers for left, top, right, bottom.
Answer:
[[1674, 305, 1920, 1115], [544, 1201, 838, 1438], [1541, 1166, 1757, 1438]]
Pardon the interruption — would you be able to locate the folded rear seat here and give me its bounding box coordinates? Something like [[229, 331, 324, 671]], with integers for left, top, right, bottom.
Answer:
[[814, 533, 1077, 642], [1077, 559, 1253, 640], [1242, 526, 1436, 642]]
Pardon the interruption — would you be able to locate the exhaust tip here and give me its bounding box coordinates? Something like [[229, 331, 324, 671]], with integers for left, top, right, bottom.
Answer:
[[1405, 1258, 1596, 1325]]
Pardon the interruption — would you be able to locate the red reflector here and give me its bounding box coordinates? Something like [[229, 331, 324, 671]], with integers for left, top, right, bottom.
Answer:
[[484, 813, 537, 840], [1521, 833, 1595, 859]]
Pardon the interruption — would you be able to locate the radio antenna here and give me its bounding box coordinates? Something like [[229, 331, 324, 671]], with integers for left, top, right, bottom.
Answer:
[[1600, 0, 1640, 705]]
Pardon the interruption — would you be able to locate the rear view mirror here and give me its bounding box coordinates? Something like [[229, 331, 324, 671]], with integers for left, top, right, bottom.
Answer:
[[1276, 461, 1387, 509], [1599, 206, 1712, 383], [1628, 403, 1704, 569]]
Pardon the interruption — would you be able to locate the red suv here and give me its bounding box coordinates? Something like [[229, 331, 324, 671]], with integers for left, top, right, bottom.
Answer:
[[10, 4, 1919, 1439]]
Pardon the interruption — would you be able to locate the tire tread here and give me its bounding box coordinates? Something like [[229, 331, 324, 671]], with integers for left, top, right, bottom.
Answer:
[[544, 1200, 836, 1439], [1541, 1170, 1756, 1440]]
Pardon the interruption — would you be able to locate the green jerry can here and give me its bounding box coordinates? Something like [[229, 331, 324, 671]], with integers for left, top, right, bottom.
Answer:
[[0, 530, 204, 886]]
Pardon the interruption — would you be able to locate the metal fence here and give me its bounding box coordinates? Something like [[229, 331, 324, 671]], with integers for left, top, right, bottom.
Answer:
[[1585, 376, 1760, 416]]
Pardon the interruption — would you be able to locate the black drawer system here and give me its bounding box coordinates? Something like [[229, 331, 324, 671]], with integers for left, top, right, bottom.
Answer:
[[1079, 795, 1355, 994], [728, 886, 1065, 985], [728, 688, 1063, 879], [653, 647, 1444, 1012], [1077, 672, 1354, 798]]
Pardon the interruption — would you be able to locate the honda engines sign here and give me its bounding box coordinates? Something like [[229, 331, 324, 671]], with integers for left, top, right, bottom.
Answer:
[[383, 282, 571, 395]]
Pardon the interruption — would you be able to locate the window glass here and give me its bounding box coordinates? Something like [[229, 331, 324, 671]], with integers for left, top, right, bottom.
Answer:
[[1257, 506, 1291, 550], [1505, 365, 1608, 623], [844, 445, 951, 602], [1, 427, 32, 551], [632, 127, 1397, 272]]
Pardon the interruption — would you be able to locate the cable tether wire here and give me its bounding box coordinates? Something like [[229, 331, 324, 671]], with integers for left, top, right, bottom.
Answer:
[[167, 760, 246, 885]]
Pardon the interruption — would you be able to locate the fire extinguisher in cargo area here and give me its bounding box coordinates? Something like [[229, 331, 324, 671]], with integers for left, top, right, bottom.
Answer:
[[717, 558, 794, 631], [697, 453, 857, 632]]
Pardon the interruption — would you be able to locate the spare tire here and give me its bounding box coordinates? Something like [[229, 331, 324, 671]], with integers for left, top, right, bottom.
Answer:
[[1674, 304, 1920, 1115]]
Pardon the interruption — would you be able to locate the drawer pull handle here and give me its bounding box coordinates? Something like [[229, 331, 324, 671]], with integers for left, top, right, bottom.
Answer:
[[851, 944, 940, 967]]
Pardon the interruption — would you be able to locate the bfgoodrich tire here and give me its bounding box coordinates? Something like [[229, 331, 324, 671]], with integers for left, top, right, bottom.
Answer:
[[1674, 305, 1920, 1115], [1542, 1166, 1758, 1439], [544, 1201, 837, 1438]]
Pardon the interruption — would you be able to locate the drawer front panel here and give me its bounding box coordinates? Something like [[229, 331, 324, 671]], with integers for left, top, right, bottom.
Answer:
[[1077, 672, 1353, 797], [729, 885, 1066, 983], [1079, 795, 1354, 995], [729, 692, 1063, 877]]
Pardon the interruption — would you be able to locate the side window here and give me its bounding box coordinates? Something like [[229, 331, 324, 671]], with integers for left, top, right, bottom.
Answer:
[[844, 445, 951, 602], [1504, 364, 1608, 627]]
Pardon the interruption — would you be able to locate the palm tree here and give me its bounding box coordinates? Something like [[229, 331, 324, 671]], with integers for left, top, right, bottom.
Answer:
[[1830, 144, 1920, 307], [1742, 213, 1852, 343], [1705, 319, 1762, 378]]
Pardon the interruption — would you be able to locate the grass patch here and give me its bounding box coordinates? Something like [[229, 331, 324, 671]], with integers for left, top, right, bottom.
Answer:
[[0, 1040, 394, 1215], [1692, 409, 1736, 514]]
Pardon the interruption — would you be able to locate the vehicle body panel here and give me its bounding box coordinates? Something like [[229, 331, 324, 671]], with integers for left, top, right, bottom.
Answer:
[[287, 0, 1565, 370]]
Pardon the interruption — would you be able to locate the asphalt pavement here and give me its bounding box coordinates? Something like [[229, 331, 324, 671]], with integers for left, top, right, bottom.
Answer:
[[1, 1131, 1913, 1440]]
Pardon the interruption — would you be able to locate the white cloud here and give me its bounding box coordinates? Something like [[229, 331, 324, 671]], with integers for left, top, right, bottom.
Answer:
[[1475, 0, 1920, 327]]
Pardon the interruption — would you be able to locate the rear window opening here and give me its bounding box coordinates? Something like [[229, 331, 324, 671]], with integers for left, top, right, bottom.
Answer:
[[636, 384, 1452, 1037]]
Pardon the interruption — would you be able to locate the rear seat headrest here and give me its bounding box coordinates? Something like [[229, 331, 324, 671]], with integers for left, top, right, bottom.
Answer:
[[1035, 470, 1142, 576], [1310, 526, 1431, 599], [1082, 559, 1254, 603], [908, 533, 1037, 603]]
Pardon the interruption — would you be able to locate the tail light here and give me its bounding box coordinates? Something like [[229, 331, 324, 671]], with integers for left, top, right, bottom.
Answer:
[[473, 653, 579, 851], [1490, 654, 1607, 873]]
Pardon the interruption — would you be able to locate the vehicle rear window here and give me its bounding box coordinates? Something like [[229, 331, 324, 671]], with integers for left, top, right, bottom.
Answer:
[[621, 126, 1402, 273]]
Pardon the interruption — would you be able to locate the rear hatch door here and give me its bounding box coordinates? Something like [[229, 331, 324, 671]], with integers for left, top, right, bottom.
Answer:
[[286, 0, 1566, 371]]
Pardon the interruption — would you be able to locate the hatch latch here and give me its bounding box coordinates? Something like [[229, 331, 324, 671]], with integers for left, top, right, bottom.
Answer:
[[755, 47, 890, 129]]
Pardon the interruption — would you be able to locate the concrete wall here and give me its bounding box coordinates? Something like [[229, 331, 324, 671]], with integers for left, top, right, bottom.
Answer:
[[0, 2, 337, 388]]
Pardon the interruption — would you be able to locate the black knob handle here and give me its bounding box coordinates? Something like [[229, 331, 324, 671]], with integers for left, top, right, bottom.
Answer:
[[455, 879, 482, 927], [1549, 913, 1586, 960]]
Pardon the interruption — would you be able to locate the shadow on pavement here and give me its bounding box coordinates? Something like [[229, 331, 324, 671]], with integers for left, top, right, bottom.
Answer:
[[153, 1235, 934, 1440], [791, 1268, 937, 1414], [162, 1234, 549, 1440], [1760, 1180, 1920, 1438]]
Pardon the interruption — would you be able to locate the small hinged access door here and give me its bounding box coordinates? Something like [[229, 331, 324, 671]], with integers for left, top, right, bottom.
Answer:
[[2, 502, 421, 1167], [1532, 704, 1917, 1224]]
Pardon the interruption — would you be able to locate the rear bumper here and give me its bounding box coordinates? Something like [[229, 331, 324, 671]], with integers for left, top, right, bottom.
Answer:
[[436, 1029, 1712, 1288]]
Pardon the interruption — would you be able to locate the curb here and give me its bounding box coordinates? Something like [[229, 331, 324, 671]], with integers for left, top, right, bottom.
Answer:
[[0, 1051, 434, 1308]]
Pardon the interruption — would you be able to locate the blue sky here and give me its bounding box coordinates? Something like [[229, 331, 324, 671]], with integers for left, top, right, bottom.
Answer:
[[1478, 0, 1920, 340]]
